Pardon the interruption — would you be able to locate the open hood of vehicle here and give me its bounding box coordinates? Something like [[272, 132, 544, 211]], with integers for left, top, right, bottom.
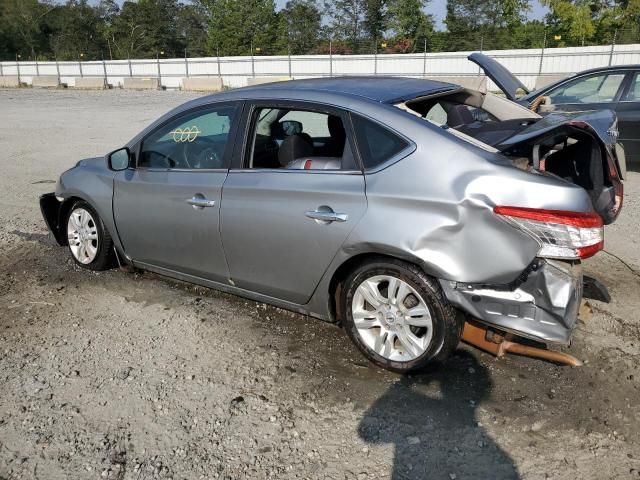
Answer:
[[468, 52, 530, 101]]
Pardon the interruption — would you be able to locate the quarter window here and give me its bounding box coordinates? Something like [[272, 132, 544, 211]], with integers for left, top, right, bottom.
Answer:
[[139, 104, 236, 169], [547, 73, 626, 104], [352, 114, 409, 170]]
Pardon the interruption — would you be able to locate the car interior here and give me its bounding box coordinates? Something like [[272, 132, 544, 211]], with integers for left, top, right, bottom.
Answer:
[[138, 107, 235, 170], [249, 107, 356, 170]]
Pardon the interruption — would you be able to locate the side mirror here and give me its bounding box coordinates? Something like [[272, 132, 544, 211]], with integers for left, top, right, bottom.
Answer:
[[280, 120, 303, 136], [107, 147, 131, 171]]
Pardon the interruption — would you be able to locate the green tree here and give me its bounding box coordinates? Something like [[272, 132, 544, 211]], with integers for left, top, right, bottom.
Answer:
[[106, 0, 183, 59], [47, 0, 108, 60], [176, 2, 209, 56], [202, 0, 278, 56], [387, 0, 435, 51], [275, 0, 322, 54], [0, 0, 56, 59], [445, 0, 531, 50], [323, 0, 366, 47], [362, 0, 388, 41]]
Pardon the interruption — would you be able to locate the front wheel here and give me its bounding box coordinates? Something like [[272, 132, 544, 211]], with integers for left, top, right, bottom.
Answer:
[[342, 258, 462, 373], [66, 200, 115, 271]]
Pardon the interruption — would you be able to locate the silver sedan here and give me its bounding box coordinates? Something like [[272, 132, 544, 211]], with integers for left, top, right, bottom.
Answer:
[[40, 77, 624, 372]]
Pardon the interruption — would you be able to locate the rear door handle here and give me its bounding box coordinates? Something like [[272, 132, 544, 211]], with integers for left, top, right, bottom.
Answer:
[[186, 197, 216, 208], [305, 209, 348, 223]]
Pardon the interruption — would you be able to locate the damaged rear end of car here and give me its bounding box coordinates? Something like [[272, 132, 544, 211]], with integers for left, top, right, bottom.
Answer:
[[390, 90, 624, 352]]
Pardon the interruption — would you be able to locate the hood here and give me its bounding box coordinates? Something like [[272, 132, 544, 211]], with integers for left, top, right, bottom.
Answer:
[[468, 52, 530, 101]]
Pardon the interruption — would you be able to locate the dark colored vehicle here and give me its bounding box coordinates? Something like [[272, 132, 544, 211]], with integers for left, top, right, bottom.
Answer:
[[470, 53, 640, 167]]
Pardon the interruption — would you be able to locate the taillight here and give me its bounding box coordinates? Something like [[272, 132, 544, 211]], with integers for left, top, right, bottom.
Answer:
[[494, 206, 603, 260]]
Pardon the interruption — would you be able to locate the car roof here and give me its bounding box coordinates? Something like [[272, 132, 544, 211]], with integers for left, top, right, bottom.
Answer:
[[198, 76, 459, 105]]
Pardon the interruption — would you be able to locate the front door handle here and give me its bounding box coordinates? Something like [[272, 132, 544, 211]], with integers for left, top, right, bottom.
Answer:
[[186, 197, 216, 209], [305, 209, 348, 223]]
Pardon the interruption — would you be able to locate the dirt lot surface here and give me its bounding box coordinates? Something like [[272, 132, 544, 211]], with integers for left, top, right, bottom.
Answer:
[[0, 89, 639, 480]]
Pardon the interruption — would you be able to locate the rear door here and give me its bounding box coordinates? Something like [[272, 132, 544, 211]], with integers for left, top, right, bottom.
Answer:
[[113, 102, 240, 282], [219, 101, 366, 304]]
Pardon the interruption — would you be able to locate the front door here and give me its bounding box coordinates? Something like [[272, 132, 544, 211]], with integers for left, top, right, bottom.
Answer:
[[220, 102, 367, 304], [616, 71, 640, 167], [113, 102, 240, 282]]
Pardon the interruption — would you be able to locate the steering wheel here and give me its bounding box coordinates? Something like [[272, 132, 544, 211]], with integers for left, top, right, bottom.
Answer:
[[183, 138, 222, 169]]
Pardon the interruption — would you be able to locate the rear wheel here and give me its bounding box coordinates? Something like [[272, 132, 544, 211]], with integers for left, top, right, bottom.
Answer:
[[342, 258, 462, 373], [66, 200, 115, 271]]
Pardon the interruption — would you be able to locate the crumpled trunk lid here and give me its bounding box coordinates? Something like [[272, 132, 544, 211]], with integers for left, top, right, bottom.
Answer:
[[496, 109, 625, 224]]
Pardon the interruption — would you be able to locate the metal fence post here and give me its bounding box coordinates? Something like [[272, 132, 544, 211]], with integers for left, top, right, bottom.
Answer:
[[329, 40, 333, 77], [128, 57, 132, 77], [251, 42, 255, 78], [0, 61, 3, 76], [35, 59, 40, 76], [184, 49, 189, 78], [422, 39, 427, 77], [102, 57, 107, 83], [156, 53, 162, 85], [16, 56, 21, 84], [374, 38, 377, 76], [288, 46, 292, 78], [216, 48, 221, 78], [78, 57, 83, 78], [538, 31, 547, 76], [608, 30, 617, 66], [55, 57, 61, 84]]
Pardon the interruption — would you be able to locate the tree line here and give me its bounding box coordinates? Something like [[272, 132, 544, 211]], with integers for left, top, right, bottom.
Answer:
[[0, 0, 638, 61]]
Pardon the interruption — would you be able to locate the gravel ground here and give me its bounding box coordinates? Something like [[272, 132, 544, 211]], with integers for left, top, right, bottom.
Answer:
[[0, 89, 639, 480]]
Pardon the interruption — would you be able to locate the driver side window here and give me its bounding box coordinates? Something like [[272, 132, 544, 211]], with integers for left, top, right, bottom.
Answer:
[[139, 104, 237, 170], [547, 73, 625, 104]]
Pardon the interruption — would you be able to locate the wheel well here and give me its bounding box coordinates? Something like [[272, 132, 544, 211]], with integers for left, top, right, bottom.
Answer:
[[328, 252, 423, 324]]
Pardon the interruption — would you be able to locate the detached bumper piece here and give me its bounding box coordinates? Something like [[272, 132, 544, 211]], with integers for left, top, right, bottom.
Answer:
[[440, 259, 582, 345], [40, 192, 66, 246]]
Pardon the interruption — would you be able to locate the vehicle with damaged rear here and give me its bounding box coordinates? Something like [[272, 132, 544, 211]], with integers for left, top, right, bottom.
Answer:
[[40, 77, 624, 372], [469, 52, 639, 168]]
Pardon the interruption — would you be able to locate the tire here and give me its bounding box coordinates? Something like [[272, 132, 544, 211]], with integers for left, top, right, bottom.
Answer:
[[342, 258, 462, 373], [65, 200, 116, 271]]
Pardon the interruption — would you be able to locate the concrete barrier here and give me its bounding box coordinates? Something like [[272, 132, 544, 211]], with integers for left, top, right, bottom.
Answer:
[[0, 76, 20, 88], [31, 75, 62, 88], [181, 77, 223, 92], [534, 74, 568, 90], [427, 76, 488, 93], [73, 77, 108, 89], [123, 77, 159, 90], [246, 76, 292, 86]]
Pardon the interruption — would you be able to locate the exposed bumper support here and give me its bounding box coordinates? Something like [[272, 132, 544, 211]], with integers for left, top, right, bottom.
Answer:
[[39, 193, 66, 246], [440, 259, 582, 345]]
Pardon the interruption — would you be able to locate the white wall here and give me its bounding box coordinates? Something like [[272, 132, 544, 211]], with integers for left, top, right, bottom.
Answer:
[[1, 43, 639, 91]]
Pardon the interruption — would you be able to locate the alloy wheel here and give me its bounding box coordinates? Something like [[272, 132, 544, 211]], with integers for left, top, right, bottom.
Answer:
[[67, 207, 99, 264], [352, 275, 434, 362]]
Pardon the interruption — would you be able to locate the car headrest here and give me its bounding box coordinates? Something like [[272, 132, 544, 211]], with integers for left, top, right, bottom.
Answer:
[[447, 105, 474, 128], [278, 134, 313, 167]]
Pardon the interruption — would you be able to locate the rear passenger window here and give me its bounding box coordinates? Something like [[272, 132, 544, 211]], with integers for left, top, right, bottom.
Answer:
[[352, 115, 409, 170]]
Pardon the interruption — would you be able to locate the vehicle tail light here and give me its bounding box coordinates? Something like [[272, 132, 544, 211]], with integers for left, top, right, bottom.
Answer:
[[494, 206, 603, 260]]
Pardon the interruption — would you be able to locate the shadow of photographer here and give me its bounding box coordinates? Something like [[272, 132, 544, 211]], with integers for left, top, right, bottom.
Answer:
[[358, 350, 519, 480]]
